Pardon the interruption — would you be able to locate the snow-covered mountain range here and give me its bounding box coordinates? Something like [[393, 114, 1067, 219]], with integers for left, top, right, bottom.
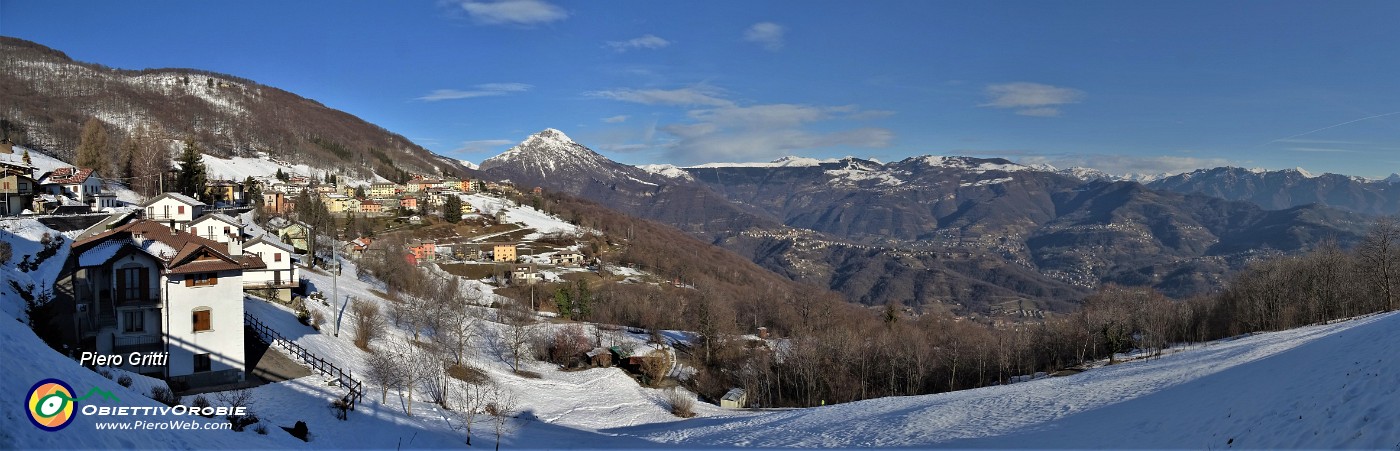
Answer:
[[481, 129, 1369, 312]]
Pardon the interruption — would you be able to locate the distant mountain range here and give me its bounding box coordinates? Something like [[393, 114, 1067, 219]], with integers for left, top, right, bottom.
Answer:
[[484, 130, 1373, 314], [0, 36, 471, 181]]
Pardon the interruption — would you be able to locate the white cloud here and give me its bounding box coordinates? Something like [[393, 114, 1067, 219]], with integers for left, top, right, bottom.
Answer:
[[454, 0, 567, 26], [744, 22, 785, 51], [453, 139, 514, 154], [589, 83, 894, 164], [981, 82, 1084, 117], [416, 83, 531, 101], [606, 34, 671, 52], [586, 85, 734, 107], [1019, 154, 1232, 176], [1289, 147, 1359, 153], [602, 115, 629, 123]]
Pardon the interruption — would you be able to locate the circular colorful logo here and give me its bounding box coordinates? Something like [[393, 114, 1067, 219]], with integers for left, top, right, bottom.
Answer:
[[27, 378, 76, 431]]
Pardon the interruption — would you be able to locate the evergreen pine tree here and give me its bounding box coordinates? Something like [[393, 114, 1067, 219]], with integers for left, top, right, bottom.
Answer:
[[22, 149, 31, 166], [245, 176, 262, 206], [175, 139, 207, 200], [75, 118, 110, 174], [444, 194, 462, 223]]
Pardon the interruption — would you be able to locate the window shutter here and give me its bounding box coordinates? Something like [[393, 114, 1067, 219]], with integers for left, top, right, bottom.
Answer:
[[139, 268, 150, 297], [193, 309, 211, 332], [209, 274, 218, 285], [116, 269, 128, 296], [185, 277, 193, 287]]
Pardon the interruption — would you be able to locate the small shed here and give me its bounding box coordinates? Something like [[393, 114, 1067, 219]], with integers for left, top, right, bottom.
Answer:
[[721, 388, 748, 408], [586, 347, 612, 368]]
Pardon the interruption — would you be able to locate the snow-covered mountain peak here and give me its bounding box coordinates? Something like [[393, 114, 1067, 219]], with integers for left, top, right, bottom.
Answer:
[[480, 129, 612, 176], [1294, 166, 1316, 178], [1385, 173, 1400, 184]]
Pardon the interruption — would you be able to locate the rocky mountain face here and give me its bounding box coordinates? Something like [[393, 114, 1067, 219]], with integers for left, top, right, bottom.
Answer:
[[1148, 167, 1400, 215], [0, 37, 470, 180], [483, 131, 1371, 314]]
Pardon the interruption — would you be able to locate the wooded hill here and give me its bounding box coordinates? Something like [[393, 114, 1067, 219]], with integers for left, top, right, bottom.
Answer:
[[0, 36, 472, 182]]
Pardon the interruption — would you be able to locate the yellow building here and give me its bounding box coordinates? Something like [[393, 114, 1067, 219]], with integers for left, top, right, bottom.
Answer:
[[493, 244, 517, 262]]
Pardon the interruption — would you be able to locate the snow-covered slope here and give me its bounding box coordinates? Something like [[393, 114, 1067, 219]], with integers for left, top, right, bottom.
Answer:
[[687, 156, 841, 169], [613, 312, 1400, 448]]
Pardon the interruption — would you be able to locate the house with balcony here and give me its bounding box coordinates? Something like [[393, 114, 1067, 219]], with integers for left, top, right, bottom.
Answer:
[[185, 213, 244, 245], [38, 167, 118, 212], [243, 234, 300, 302], [55, 220, 265, 387], [141, 193, 207, 225]]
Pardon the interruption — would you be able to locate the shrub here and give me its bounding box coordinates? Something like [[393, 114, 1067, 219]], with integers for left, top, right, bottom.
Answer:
[[117, 375, 132, 387], [330, 398, 349, 421], [228, 412, 259, 432], [98, 369, 112, 380], [191, 395, 214, 417], [254, 424, 268, 435], [665, 388, 696, 418], [150, 386, 180, 407]]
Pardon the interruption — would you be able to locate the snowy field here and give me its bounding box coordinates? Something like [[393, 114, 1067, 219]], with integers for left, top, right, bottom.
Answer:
[[462, 194, 580, 236]]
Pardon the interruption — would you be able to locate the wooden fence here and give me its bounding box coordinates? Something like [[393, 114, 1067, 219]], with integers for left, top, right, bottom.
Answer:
[[244, 312, 364, 410]]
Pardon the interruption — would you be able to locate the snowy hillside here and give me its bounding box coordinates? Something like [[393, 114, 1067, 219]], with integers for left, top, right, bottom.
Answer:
[[461, 194, 580, 236], [613, 312, 1400, 448]]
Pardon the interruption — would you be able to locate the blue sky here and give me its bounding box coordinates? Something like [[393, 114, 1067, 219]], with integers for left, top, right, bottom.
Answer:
[[5, 1, 1400, 176]]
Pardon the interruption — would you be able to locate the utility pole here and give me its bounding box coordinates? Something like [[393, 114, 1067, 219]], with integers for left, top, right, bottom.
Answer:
[[332, 234, 340, 337]]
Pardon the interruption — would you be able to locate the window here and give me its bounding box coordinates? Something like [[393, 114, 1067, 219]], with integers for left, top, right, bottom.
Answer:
[[274, 253, 282, 262], [192, 308, 211, 332], [223, 226, 230, 236], [117, 267, 148, 302], [193, 353, 211, 372], [178, 205, 185, 215], [186, 273, 218, 287], [122, 310, 144, 333], [163, 205, 170, 218]]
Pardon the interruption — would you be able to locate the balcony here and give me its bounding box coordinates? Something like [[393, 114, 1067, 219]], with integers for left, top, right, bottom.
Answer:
[[113, 288, 163, 309], [113, 334, 163, 356]]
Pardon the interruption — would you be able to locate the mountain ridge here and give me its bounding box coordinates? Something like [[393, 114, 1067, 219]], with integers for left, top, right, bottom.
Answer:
[[0, 36, 473, 184]]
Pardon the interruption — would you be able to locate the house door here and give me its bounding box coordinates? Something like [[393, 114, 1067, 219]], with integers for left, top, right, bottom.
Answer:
[[274, 270, 281, 286]]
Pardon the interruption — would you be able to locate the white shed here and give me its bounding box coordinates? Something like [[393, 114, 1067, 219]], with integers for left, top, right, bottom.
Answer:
[[721, 388, 748, 408]]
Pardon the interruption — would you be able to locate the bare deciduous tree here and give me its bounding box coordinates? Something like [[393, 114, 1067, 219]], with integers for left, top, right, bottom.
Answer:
[[363, 347, 402, 404], [1358, 216, 1400, 312], [488, 385, 518, 451], [351, 298, 385, 351]]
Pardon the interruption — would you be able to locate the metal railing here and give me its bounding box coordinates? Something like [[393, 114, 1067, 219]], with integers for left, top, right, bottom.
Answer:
[[244, 312, 362, 410]]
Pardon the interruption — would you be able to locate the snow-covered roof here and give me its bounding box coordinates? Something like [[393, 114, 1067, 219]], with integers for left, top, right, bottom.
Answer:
[[246, 234, 295, 253], [188, 212, 240, 228], [140, 192, 207, 207], [722, 388, 746, 401]]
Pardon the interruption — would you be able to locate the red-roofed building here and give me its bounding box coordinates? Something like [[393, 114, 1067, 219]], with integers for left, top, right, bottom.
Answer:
[[39, 167, 116, 211]]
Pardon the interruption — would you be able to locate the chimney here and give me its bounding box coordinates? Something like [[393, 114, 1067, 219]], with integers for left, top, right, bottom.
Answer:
[[169, 220, 177, 235], [227, 235, 242, 256]]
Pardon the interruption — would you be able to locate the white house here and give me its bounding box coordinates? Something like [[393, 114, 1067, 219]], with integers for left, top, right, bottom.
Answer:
[[63, 220, 265, 388], [39, 167, 117, 211], [141, 192, 207, 224], [185, 213, 244, 248], [242, 234, 300, 302]]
